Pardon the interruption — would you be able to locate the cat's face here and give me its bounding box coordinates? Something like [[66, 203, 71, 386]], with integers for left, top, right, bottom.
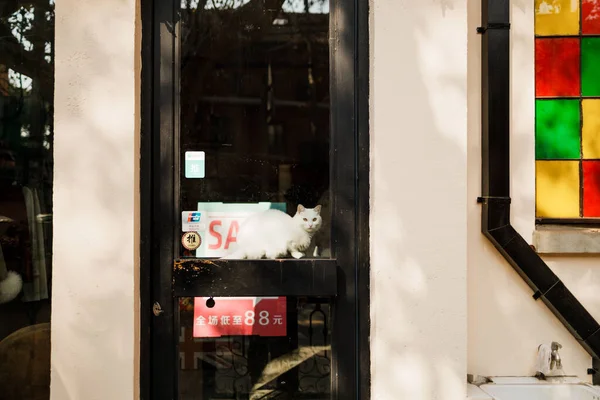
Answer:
[[293, 204, 323, 234]]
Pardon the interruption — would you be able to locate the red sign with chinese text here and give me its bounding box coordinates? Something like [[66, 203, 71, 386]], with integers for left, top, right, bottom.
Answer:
[[193, 297, 287, 337]]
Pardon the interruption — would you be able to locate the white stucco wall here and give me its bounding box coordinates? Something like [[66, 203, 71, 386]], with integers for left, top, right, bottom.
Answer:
[[370, 1, 468, 399], [467, 0, 600, 382], [52, 0, 139, 398], [47, 0, 600, 398]]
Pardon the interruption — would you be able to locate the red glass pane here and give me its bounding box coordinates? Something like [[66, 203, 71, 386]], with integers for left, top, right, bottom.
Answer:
[[583, 161, 600, 217], [536, 38, 580, 97], [583, 0, 600, 34]]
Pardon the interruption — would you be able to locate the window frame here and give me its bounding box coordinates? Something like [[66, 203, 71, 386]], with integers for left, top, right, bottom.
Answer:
[[534, 1, 600, 225], [140, 0, 371, 399]]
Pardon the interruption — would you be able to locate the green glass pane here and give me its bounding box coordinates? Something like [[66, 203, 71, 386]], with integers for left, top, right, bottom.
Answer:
[[535, 99, 580, 160], [582, 38, 600, 97]]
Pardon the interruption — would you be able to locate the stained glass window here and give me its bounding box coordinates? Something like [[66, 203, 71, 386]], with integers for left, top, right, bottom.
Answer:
[[535, 0, 600, 219]]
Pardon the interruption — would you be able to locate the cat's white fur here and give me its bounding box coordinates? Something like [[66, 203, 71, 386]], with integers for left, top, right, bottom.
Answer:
[[222, 204, 322, 259], [0, 271, 22, 304]]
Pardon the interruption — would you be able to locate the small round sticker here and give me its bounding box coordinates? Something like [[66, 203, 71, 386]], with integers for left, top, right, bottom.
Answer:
[[181, 232, 201, 250]]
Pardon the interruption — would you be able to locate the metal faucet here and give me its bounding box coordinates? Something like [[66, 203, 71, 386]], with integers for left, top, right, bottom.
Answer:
[[535, 341, 564, 379], [550, 341, 562, 370]]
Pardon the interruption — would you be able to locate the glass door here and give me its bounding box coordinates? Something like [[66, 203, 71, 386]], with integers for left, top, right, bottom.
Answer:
[[144, 0, 366, 398]]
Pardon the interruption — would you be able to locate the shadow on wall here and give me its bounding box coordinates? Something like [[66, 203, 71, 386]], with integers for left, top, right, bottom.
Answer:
[[50, 0, 138, 399], [370, 0, 468, 398]]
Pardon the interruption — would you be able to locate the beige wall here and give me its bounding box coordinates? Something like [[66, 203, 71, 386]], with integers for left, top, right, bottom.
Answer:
[[52, 0, 139, 398], [467, 0, 600, 382], [48, 0, 600, 398], [370, 0, 468, 399]]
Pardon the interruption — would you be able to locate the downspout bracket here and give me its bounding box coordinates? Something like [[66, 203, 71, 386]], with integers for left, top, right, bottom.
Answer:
[[477, 23, 511, 34], [477, 196, 511, 204]]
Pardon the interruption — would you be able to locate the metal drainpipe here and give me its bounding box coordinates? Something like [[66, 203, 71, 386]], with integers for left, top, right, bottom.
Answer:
[[478, 0, 600, 382]]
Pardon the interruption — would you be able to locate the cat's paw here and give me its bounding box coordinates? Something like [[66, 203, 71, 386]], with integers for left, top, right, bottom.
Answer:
[[291, 251, 305, 259]]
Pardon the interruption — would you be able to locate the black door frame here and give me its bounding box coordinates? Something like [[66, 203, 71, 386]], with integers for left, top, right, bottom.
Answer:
[[139, 0, 370, 398]]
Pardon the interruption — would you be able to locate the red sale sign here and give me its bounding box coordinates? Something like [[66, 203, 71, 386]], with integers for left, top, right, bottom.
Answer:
[[193, 297, 287, 337], [192, 202, 286, 258]]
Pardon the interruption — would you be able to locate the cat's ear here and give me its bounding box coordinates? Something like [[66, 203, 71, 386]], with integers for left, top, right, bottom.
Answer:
[[314, 205, 322, 214], [297, 204, 305, 213]]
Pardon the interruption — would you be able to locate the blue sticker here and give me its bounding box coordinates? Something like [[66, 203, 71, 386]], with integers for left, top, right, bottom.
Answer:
[[185, 151, 205, 178]]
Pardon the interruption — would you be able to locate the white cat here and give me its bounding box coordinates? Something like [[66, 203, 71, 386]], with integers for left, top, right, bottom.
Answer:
[[222, 204, 322, 260]]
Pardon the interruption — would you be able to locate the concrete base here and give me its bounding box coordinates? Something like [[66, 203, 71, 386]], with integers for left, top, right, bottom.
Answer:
[[533, 225, 600, 254]]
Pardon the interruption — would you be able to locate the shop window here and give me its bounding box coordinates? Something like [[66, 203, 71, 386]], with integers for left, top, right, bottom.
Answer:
[[177, 2, 332, 397], [535, 0, 600, 220], [179, 0, 331, 257], [145, 0, 368, 397], [0, 1, 54, 399]]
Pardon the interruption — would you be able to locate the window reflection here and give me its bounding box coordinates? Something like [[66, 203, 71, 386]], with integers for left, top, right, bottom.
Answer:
[[0, 1, 54, 399], [179, 0, 331, 259]]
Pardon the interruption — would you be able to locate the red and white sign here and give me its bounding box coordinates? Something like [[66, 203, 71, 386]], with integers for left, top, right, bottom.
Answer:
[[204, 214, 244, 256], [193, 297, 287, 337], [193, 202, 286, 258]]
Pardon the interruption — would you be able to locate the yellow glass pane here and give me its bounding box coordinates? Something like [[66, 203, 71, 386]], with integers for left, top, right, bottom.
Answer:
[[535, 0, 579, 36], [536, 160, 580, 218], [583, 100, 600, 159]]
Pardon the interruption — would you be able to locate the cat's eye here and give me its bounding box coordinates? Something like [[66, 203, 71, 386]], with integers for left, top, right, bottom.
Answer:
[[313, 218, 317, 221], [303, 218, 308, 221]]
